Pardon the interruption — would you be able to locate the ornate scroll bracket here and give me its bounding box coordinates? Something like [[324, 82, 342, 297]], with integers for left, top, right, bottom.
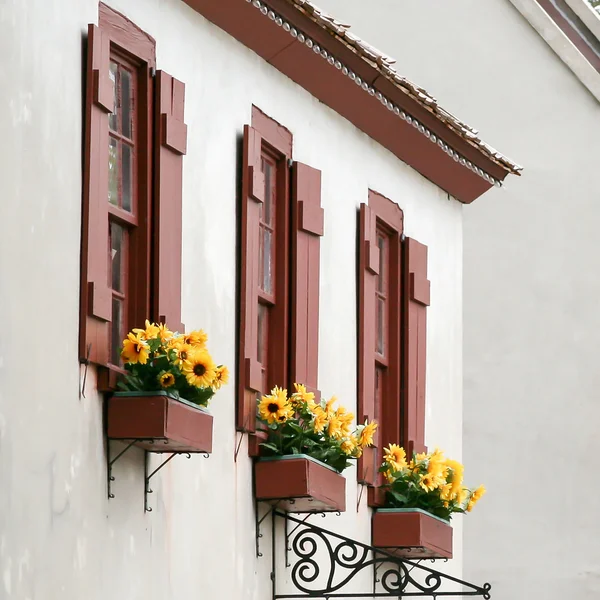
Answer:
[[271, 511, 491, 599]]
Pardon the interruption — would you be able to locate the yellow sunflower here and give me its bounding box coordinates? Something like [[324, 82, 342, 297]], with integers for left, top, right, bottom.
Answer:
[[292, 383, 317, 411], [182, 349, 216, 388], [445, 459, 464, 495], [327, 415, 343, 439], [358, 421, 377, 447], [158, 372, 176, 388], [212, 365, 229, 390], [335, 407, 354, 436], [258, 387, 293, 424], [340, 437, 356, 455], [133, 320, 160, 341], [156, 322, 173, 342], [470, 485, 486, 504], [312, 407, 327, 434], [383, 444, 407, 471], [439, 483, 454, 502], [183, 329, 208, 348], [324, 396, 337, 418], [419, 472, 441, 492], [171, 340, 194, 366], [457, 487, 469, 505], [121, 332, 150, 365]]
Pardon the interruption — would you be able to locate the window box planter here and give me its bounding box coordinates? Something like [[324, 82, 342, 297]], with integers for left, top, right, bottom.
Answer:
[[255, 454, 346, 513], [372, 508, 453, 559], [107, 391, 213, 453]]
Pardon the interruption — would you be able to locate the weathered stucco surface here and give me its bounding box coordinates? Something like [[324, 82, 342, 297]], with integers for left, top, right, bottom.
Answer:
[[0, 0, 464, 598], [317, 0, 600, 598]]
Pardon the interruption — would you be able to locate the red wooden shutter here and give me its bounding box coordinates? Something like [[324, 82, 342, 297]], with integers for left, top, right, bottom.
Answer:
[[290, 162, 323, 397], [237, 125, 264, 431], [80, 24, 114, 366], [153, 71, 186, 333], [358, 203, 380, 485], [403, 237, 430, 457]]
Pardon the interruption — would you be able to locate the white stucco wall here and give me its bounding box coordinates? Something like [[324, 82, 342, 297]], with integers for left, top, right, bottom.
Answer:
[[316, 0, 600, 598], [0, 1, 464, 598]]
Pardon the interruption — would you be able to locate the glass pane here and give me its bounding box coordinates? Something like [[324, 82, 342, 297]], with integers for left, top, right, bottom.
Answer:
[[108, 61, 118, 131], [262, 229, 272, 294], [263, 161, 273, 225], [108, 137, 119, 206], [376, 297, 385, 355], [111, 297, 124, 365], [257, 303, 268, 364], [377, 235, 385, 293], [122, 144, 132, 212], [110, 222, 124, 292], [121, 69, 132, 139]]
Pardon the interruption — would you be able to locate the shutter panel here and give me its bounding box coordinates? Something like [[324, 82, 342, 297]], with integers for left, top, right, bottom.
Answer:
[[79, 24, 113, 366], [237, 125, 264, 431], [403, 237, 430, 458], [290, 162, 323, 398], [358, 203, 379, 485], [154, 71, 187, 333]]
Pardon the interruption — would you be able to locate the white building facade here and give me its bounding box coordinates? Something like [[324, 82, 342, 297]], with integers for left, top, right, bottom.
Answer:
[[316, 0, 600, 598], [0, 1, 517, 598]]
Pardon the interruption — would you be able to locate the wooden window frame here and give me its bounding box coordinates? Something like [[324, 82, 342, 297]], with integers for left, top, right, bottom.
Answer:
[[81, 3, 186, 392], [238, 107, 324, 456]]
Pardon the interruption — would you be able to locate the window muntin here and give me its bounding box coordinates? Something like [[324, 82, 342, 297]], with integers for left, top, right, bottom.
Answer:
[[107, 53, 140, 365]]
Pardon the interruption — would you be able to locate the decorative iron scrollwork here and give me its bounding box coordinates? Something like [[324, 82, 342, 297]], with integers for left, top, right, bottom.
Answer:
[[272, 511, 491, 599]]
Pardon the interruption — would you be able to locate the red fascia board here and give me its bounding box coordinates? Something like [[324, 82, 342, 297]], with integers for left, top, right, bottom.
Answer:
[[183, 0, 503, 203]]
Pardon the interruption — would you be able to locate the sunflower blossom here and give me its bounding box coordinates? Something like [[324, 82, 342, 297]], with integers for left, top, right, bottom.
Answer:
[[358, 421, 377, 447], [258, 387, 293, 425], [182, 349, 216, 388], [121, 332, 150, 365], [383, 444, 407, 471]]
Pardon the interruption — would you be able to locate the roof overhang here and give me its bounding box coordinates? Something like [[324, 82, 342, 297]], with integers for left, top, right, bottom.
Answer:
[[183, 0, 522, 203]]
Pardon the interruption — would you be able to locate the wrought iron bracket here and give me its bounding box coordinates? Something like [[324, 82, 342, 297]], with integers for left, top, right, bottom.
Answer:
[[144, 451, 192, 512], [271, 511, 492, 599], [107, 439, 139, 500], [107, 439, 208, 512]]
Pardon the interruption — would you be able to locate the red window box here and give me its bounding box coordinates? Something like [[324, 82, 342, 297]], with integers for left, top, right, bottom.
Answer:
[[372, 508, 453, 559], [255, 455, 346, 513], [107, 392, 213, 453]]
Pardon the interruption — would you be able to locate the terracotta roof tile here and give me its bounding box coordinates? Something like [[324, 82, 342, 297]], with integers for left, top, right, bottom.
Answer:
[[286, 0, 522, 175]]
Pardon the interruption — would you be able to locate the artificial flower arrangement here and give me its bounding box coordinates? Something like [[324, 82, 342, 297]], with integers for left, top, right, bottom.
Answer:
[[380, 445, 486, 521], [257, 383, 377, 473], [118, 320, 229, 407]]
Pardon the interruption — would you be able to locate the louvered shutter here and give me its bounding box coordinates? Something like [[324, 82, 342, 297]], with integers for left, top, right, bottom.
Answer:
[[79, 24, 113, 366], [290, 162, 323, 398], [358, 203, 380, 485], [403, 237, 430, 457], [237, 125, 264, 431], [153, 71, 186, 333]]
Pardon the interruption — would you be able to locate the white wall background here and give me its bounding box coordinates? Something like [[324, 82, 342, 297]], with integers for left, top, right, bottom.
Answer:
[[0, 0, 464, 598], [316, 0, 600, 598]]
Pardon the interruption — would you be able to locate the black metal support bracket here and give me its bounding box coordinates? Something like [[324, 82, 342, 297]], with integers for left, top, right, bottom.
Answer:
[[271, 511, 492, 599], [107, 440, 138, 500], [144, 451, 192, 513]]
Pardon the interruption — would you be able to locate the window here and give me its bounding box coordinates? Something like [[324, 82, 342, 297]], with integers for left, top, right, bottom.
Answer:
[[358, 191, 430, 505], [80, 3, 186, 388], [238, 107, 324, 454]]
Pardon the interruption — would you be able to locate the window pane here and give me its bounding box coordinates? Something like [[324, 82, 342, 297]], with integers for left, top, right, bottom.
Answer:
[[377, 235, 385, 293], [108, 61, 118, 131], [121, 69, 132, 139], [108, 137, 119, 206], [257, 303, 268, 365], [262, 228, 272, 294], [111, 297, 124, 365], [110, 222, 124, 292], [376, 297, 385, 355], [263, 161, 273, 225], [122, 144, 132, 212]]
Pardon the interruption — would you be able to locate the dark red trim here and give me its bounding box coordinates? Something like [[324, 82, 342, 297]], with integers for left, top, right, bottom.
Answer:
[[153, 71, 186, 333], [182, 0, 507, 203], [99, 2, 156, 67], [537, 0, 600, 72], [290, 162, 323, 397], [402, 238, 430, 457], [252, 105, 293, 156]]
